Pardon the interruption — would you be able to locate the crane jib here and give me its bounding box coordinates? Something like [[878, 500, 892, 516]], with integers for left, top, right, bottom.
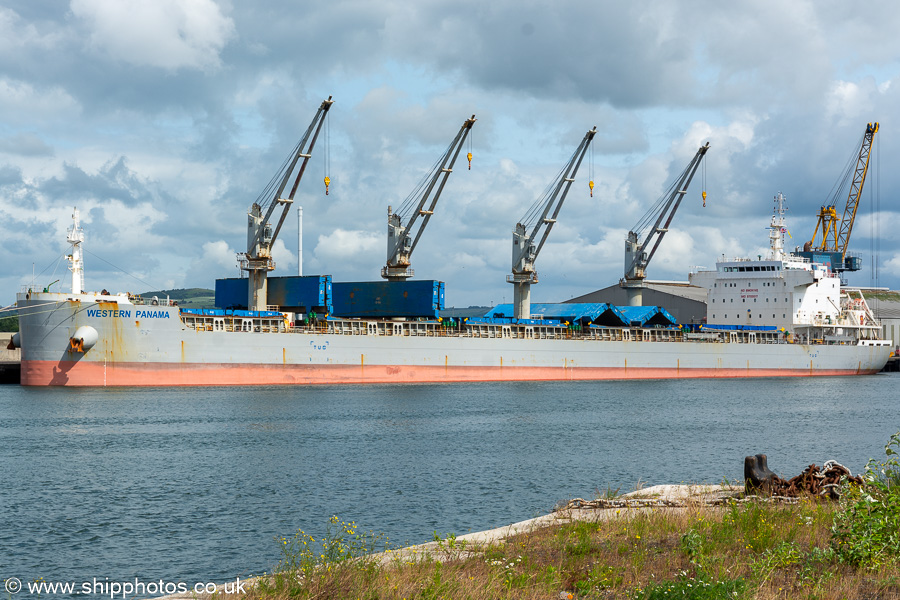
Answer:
[[383, 115, 476, 279], [625, 142, 710, 279]]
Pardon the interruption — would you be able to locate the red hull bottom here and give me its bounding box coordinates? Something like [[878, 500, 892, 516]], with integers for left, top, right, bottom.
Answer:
[[21, 360, 875, 387]]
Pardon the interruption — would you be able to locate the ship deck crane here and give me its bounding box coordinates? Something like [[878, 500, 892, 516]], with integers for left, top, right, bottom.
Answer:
[[242, 96, 333, 311], [621, 142, 710, 306], [383, 115, 476, 281], [509, 127, 597, 319], [803, 122, 878, 272]]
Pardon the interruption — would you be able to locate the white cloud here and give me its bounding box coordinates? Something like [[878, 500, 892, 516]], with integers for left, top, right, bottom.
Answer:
[[70, 0, 235, 71], [883, 253, 900, 278], [0, 78, 80, 118], [311, 229, 381, 274], [824, 80, 881, 125], [184, 240, 240, 285], [271, 238, 296, 271]]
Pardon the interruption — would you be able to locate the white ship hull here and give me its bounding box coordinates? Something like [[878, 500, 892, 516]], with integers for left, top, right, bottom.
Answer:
[[16, 293, 891, 387]]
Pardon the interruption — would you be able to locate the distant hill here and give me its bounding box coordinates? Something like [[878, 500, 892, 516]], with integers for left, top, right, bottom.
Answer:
[[139, 288, 214, 299], [138, 288, 216, 309], [0, 315, 17, 332]]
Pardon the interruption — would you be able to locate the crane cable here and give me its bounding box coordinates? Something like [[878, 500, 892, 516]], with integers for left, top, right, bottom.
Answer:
[[589, 141, 595, 198], [872, 134, 880, 287], [326, 110, 332, 194], [701, 156, 707, 207]]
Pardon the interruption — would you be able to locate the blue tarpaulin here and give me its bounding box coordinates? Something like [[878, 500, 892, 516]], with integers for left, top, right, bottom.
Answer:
[[483, 303, 677, 327], [615, 305, 678, 327]]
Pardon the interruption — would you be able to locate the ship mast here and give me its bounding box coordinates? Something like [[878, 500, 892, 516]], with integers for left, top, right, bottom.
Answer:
[[67, 208, 85, 294], [768, 192, 787, 261]]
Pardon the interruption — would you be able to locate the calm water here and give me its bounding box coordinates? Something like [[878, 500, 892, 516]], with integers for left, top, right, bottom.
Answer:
[[1, 375, 898, 595]]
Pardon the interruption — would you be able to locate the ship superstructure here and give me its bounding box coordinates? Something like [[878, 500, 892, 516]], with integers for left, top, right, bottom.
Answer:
[[689, 193, 882, 344]]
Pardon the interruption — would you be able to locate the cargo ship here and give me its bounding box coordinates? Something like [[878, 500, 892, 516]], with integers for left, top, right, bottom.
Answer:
[[13, 199, 891, 387]]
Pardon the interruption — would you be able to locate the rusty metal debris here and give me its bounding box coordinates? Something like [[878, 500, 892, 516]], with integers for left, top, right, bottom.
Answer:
[[745, 457, 863, 499]]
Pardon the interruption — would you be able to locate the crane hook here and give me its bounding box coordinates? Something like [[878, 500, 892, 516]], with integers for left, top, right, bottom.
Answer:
[[324, 176, 331, 195], [702, 190, 707, 207], [467, 152, 473, 170], [589, 180, 595, 198]]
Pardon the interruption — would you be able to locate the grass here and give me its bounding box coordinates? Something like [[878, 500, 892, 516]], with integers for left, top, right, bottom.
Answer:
[[223, 436, 900, 600], [229, 501, 899, 600]]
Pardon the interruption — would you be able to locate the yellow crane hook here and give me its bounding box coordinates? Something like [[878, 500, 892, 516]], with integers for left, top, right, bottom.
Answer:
[[324, 176, 331, 195]]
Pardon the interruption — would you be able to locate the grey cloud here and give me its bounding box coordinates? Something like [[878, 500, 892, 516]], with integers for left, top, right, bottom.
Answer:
[[1, 0, 899, 302], [0, 133, 54, 157]]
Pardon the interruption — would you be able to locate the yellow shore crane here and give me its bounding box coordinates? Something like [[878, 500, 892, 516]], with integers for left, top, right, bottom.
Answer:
[[802, 122, 878, 272]]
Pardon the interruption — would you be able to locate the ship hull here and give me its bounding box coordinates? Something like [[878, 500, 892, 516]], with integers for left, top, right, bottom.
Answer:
[[16, 294, 891, 387], [20, 360, 881, 387]]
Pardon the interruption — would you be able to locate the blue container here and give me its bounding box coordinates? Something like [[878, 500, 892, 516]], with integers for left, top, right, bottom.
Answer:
[[332, 280, 445, 318], [215, 275, 334, 313], [268, 275, 332, 313], [215, 278, 248, 309]]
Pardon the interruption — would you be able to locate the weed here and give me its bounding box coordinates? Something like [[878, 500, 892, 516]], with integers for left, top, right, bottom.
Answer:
[[268, 514, 386, 593], [831, 432, 900, 567], [597, 484, 622, 499], [632, 570, 745, 600]]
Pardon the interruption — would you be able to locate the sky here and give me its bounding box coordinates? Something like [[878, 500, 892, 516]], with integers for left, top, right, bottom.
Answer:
[[2, 0, 900, 308]]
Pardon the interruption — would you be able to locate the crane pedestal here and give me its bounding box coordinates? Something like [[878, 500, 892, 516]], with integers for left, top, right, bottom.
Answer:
[[508, 272, 538, 319], [381, 265, 414, 282], [247, 266, 268, 312], [240, 255, 275, 312], [620, 278, 644, 307]]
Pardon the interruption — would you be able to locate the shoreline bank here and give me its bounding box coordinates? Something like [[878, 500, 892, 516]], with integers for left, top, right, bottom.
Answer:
[[154, 484, 743, 600]]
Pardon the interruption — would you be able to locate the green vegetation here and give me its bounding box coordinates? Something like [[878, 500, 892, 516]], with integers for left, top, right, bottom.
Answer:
[[863, 291, 900, 302], [234, 433, 900, 600], [0, 316, 17, 333], [831, 432, 900, 568], [138, 288, 216, 308]]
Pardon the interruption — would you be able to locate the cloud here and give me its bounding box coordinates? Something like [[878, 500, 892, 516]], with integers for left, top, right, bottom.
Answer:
[[0, 77, 80, 119], [271, 238, 297, 272], [70, 0, 235, 71], [185, 240, 240, 284], [1, 0, 900, 306], [0, 133, 53, 157], [310, 229, 382, 276]]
